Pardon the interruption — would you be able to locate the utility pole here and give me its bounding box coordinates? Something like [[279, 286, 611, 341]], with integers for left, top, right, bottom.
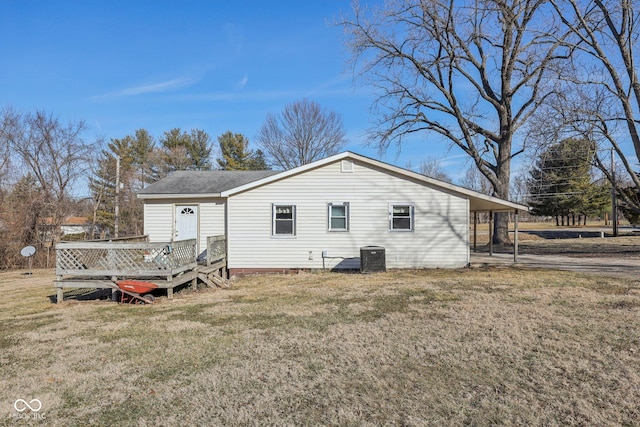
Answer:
[[115, 156, 120, 238], [611, 148, 618, 237]]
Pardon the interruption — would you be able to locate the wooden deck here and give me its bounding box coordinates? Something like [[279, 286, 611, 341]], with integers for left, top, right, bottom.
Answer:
[[54, 236, 227, 303]]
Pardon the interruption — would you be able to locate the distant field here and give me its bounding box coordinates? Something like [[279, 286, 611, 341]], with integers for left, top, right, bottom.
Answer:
[[470, 218, 629, 232], [472, 222, 638, 246], [1, 263, 639, 426], [472, 219, 630, 232]]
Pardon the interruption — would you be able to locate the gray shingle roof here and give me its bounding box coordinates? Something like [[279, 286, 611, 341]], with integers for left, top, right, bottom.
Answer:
[[138, 170, 279, 196]]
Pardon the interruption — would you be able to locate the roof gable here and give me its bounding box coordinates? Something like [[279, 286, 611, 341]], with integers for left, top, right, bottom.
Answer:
[[220, 152, 529, 212]]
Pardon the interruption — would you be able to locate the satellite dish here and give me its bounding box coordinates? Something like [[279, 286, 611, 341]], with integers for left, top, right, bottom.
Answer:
[[21, 246, 36, 257], [20, 246, 36, 276]]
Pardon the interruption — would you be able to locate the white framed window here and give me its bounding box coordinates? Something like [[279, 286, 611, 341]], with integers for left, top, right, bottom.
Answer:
[[389, 204, 414, 231], [273, 204, 296, 236], [328, 202, 349, 231]]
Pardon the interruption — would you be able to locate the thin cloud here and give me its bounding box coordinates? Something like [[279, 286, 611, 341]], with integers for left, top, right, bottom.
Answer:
[[178, 89, 302, 102], [178, 86, 365, 103], [238, 74, 249, 89], [94, 77, 199, 99]]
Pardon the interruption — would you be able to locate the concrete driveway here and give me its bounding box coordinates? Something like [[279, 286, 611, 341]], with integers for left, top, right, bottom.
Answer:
[[470, 252, 640, 281]]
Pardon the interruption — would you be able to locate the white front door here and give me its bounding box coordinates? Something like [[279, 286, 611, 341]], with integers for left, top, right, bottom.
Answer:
[[175, 205, 198, 242]]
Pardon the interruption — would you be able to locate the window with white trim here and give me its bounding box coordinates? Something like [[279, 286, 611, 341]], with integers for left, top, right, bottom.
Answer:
[[328, 202, 349, 231], [390, 204, 414, 231], [273, 204, 296, 236]]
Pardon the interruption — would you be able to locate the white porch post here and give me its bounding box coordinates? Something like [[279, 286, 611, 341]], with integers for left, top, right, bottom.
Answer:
[[473, 211, 478, 253], [489, 211, 494, 256], [514, 209, 519, 263]]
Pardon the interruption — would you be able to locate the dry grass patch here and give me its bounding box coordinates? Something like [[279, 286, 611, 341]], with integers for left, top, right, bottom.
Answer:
[[476, 234, 640, 258], [514, 235, 640, 258], [1, 268, 639, 426]]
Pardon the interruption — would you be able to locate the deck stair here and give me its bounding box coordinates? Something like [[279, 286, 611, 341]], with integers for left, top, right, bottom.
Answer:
[[196, 262, 229, 289]]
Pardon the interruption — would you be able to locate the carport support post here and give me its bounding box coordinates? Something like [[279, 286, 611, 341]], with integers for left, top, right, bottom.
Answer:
[[489, 211, 494, 256], [473, 212, 478, 252], [514, 209, 519, 263]]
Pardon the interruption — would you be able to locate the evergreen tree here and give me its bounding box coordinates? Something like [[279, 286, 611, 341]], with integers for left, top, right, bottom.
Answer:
[[188, 129, 214, 170], [88, 153, 116, 237], [89, 130, 156, 237], [249, 149, 269, 170], [217, 131, 270, 170], [159, 128, 213, 174], [129, 129, 158, 187], [528, 139, 609, 224]]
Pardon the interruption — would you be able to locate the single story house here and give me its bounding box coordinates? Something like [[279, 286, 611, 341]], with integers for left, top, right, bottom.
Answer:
[[42, 216, 92, 239], [138, 151, 528, 276]]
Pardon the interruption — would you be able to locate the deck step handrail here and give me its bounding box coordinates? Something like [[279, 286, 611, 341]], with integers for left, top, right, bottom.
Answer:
[[206, 235, 226, 266]]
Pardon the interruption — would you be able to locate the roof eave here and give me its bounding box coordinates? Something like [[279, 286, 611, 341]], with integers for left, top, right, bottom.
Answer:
[[137, 192, 222, 200], [469, 198, 530, 213]]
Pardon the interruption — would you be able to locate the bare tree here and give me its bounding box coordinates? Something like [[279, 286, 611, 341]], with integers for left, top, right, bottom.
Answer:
[[341, 0, 570, 244], [257, 99, 347, 170], [418, 156, 452, 182], [546, 0, 640, 214], [460, 163, 493, 195], [0, 108, 95, 245], [0, 128, 9, 190]]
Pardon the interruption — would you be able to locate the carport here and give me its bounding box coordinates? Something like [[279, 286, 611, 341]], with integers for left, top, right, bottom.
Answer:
[[468, 195, 530, 262]]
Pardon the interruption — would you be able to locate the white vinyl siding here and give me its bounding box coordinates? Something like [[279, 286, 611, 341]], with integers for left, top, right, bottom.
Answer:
[[226, 160, 469, 270], [144, 198, 225, 256], [199, 199, 226, 254], [143, 202, 174, 243]]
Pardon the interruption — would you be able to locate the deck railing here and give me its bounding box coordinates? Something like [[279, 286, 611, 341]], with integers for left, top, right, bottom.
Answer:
[[206, 235, 226, 267], [55, 239, 197, 278], [78, 235, 149, 243]]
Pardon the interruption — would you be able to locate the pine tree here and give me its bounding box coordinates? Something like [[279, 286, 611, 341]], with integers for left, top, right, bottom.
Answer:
[[88, 153, 116, 237], [89, 130, 156, 237], [129, 129, 157, 187], [528, 138, 609, 224], [217, 131, 270, 170], [159, 128, 213, 174]]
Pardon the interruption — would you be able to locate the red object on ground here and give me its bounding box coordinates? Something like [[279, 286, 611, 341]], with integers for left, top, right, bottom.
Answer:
[[116, 280, 158, 303], [115, 280, 158, 304], [116, 280, 158, 295]]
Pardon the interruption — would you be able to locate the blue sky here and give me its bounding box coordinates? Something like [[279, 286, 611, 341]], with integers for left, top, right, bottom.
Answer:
[[0, 1, 472, 184]]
